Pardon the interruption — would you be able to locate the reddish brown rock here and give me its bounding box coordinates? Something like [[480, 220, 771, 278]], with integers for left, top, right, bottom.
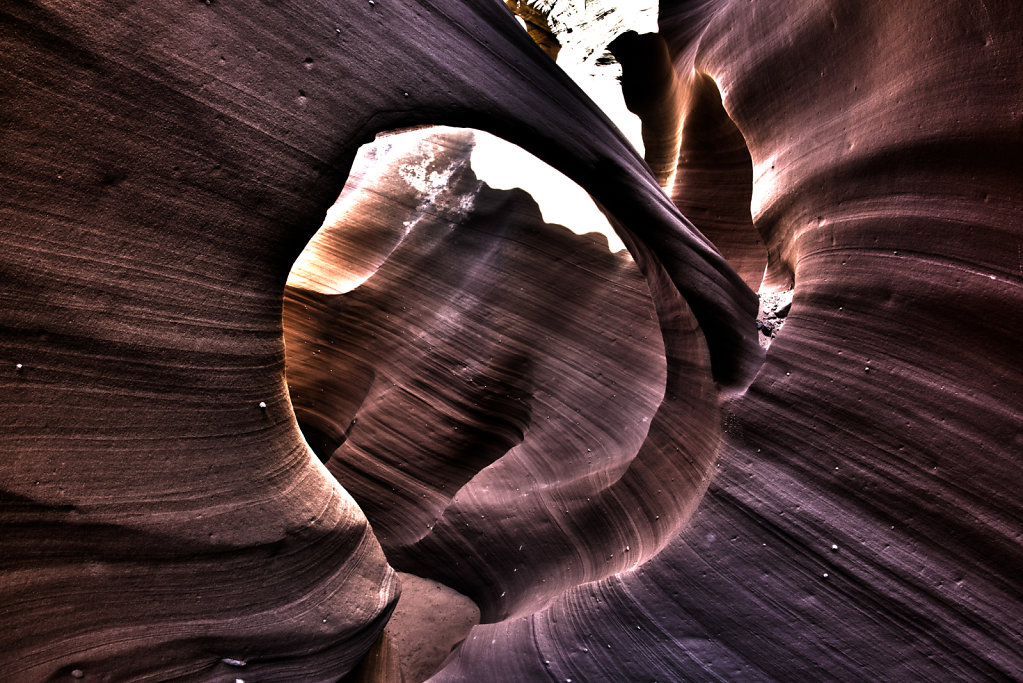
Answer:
[[434, 0, 1023, 680], [284, 128, 720, 624], [0, 0, 755, 679], [5, 0, 1020, 680]]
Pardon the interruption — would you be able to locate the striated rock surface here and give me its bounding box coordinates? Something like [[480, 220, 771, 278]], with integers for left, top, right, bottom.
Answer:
[[671, 69, 765, 288], [433, 1, 1023, 681], [504, 1, 562, 61], [3, 0, 1021, 680], [1, 0, 755, 680], [285, 128, 721, 625]]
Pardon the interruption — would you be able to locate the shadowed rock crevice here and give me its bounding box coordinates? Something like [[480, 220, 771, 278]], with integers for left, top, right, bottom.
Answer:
[[673, 71, 766, 289]]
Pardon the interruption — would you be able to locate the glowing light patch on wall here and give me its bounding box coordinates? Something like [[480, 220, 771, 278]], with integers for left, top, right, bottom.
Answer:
[[289, 131, 475, 295], [751, 155, 781, 220]]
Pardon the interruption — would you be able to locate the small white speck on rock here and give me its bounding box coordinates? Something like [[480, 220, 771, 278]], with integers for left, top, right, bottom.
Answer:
[[15, 363, 23, 372], [831, 544, 839, 551], [823, 572, 829, 579], [70, 671, 84, 680], [222, 658, 246, 667], [258, 401, 267, 410]]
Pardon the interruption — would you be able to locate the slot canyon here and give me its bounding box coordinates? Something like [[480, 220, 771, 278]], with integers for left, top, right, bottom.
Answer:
[[2, 0, 1021, 681]]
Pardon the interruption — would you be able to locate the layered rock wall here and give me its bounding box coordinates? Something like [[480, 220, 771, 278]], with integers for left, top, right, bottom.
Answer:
[[2, 0, 1020, 680]]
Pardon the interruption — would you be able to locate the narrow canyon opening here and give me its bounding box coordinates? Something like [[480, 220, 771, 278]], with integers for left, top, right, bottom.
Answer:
[[283, 125, 667, 681], [281, 10, 771, 678]]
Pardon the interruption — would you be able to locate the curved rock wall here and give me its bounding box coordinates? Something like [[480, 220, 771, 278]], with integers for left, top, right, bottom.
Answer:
[[285, 128, 720, 624], [2, 0, 1021, 680], [1, 0, 753, 679], [435, 0, 1023, 680]]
